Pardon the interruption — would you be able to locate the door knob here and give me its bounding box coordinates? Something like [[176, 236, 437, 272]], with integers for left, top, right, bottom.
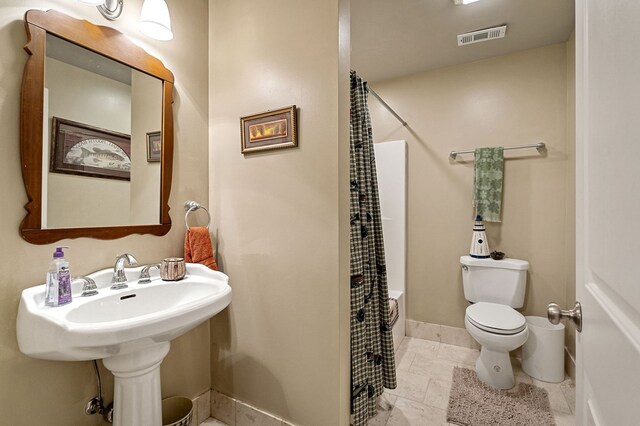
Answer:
[[547, 301, 582, 333]]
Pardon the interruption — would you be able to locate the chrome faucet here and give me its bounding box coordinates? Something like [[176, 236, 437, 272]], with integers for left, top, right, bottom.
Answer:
[[110, 253, 138, 290]]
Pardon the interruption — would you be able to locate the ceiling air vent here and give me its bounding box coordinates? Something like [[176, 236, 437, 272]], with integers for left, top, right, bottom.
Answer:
[[457, 25, 507, 47]]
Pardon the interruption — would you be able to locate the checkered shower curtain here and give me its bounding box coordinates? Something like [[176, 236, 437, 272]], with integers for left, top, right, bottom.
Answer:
[[350, 70, 397, 425]]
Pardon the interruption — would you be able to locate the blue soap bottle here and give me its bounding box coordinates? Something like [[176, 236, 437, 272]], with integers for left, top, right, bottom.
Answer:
[[45, 246, 72, 306]]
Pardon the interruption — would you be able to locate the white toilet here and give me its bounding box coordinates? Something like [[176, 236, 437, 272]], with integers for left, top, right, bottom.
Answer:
[[460, 255, 529, 389]]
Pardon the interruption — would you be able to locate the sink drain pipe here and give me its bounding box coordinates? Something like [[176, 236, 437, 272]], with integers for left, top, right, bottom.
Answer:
[[85, 360, 114, 423]]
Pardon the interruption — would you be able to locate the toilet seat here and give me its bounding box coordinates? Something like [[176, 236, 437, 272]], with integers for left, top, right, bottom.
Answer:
[[465, 302, 526, 335]]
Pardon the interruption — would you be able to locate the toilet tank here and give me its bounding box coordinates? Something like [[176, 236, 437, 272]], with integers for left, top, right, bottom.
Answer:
[[460, 255, 529, 308]]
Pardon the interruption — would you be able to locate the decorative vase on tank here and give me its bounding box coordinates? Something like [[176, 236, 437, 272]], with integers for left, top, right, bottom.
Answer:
[[470, 215, 490, 259]]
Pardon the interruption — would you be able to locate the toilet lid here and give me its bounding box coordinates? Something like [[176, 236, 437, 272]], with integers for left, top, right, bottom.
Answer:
[[466, 302, 526, 335]]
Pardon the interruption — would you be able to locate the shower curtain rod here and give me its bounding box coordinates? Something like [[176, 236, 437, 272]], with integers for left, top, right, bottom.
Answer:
[[367, 87, 408, 127], [449, 142, 546, 160]]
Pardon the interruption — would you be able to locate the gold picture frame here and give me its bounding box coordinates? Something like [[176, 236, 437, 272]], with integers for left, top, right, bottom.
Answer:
[[240, 105, 298, 154]]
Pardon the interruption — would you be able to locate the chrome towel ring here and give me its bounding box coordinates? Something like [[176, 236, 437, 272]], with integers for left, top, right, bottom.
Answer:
[[184, 200, 211, 230]]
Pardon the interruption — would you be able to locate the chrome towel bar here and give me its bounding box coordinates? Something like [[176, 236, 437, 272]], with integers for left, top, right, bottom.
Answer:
[[449, 142, 546, 160]]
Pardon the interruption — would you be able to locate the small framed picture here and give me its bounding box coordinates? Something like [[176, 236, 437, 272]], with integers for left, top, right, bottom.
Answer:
[[146, 131, 162, 162], [50, 117, 131, 181], [240, 105, 298, 154]]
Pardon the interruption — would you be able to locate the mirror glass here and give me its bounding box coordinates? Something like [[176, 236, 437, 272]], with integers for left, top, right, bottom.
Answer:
[[43, 34, 162, 229]]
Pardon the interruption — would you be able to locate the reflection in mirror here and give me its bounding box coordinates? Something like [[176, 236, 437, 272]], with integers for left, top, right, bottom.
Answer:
[[44, 35, 162, 229]]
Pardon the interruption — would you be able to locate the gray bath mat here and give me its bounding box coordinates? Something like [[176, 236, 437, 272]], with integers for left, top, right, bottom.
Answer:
[[447, 367, 555, 426]]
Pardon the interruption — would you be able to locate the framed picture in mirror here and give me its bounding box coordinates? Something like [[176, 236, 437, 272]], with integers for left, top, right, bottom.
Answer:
[[240, 105, 298, 153], [50, 117, 131, 181], [147, 131, 162, 162]]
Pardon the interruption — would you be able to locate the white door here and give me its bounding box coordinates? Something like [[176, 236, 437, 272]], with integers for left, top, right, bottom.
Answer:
[[575, 0, 640, 424]]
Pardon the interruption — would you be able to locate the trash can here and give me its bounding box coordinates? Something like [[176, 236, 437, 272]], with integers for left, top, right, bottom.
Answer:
[[162, 396, 193, 426], [521, 316, 565, 383]]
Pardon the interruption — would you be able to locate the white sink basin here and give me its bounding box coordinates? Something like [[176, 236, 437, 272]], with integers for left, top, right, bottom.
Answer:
[[17, 263, 231, 361], [17, 262, 231, 425]]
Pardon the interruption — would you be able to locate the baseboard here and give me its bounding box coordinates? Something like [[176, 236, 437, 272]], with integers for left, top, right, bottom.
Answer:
[[565, 346, 576, 383], [209, 389, 295, 426], [192, 390, 211, 425], [405, 319, 480, 350]]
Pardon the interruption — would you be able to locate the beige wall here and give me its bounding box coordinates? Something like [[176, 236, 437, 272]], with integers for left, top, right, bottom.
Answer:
[[0, 1, 209, 424], [208, 0, 350, 425], [369, 43, 575, 328]]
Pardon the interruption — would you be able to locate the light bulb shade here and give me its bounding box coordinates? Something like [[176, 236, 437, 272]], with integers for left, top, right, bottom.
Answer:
[[78, 0, 105, 5], [139, 0, 173, 41]]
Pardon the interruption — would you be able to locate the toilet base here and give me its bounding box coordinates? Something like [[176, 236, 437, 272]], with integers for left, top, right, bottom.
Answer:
[[475, 347, 515, 389]]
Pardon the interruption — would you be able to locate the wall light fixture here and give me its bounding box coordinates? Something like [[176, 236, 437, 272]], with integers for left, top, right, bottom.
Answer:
[[78, 0, 173, 41], [78, 0, 123, 21], [139, 0, 173, 41]]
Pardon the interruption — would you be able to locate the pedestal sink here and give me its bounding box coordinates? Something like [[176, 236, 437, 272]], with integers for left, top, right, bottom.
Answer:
[[17, 263, 231, 425]]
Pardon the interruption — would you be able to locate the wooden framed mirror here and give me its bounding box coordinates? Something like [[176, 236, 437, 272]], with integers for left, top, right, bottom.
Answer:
[[20, 9, 174, 244]]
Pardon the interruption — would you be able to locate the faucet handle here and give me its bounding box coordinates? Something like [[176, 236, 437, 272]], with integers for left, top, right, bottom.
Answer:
[[74, 277, 98, 297], [138, 264, 161, 284]]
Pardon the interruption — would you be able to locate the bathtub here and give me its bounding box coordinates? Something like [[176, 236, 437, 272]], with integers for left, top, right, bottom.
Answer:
[[388, 289, 405, 352], [375, 141, 406, 353]]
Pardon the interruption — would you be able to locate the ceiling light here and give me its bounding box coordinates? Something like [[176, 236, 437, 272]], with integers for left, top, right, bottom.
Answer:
[[139, 0, 174, 41], [454, 0, 483, 5]]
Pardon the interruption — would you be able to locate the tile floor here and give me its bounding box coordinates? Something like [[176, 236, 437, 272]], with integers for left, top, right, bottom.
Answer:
[[368, 336, 576, 426], [203, 336, 576, 426]]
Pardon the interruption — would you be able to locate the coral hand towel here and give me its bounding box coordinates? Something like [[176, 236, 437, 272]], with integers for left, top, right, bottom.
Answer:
[[184, 226, 218, 270]]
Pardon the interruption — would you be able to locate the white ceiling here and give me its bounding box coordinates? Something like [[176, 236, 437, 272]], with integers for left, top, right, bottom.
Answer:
[[351, 0, 575, 83]]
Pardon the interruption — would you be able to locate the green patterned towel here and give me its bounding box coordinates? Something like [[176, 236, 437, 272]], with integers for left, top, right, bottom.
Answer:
[[473, 147, 504, 222]]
